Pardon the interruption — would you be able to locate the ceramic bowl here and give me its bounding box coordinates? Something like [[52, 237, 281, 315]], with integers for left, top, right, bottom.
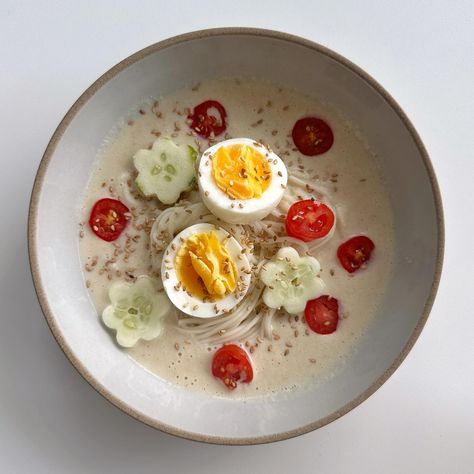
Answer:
[[28, 28, 443, 444]]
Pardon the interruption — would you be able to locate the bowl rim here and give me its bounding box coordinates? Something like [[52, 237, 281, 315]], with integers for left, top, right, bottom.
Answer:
[[27, 27, 444, 445]]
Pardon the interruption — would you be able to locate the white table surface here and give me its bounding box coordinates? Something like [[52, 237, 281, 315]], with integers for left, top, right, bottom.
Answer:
[[1, 1, 473, 472]]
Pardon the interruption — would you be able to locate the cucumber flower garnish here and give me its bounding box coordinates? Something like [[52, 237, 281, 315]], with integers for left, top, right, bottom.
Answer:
[[133, 137, 197, 205], [260, 247, 324, 314], [102, 275, 171, 348]]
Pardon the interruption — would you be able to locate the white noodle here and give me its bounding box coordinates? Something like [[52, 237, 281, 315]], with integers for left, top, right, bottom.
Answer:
[[149, 170, 340, 344]]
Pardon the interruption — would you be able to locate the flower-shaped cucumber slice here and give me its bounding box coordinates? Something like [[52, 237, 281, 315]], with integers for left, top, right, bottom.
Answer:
[[260, 247, 325, 314], [102, 275, 171, 347], [133, 137, 197, 205]]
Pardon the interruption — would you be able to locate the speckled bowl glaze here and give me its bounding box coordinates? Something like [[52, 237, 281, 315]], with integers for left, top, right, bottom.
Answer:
[[28, 28, 443, 444]]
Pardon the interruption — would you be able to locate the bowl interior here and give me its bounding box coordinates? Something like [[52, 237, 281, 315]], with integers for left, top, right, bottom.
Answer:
[[30, 30, 441, 443]]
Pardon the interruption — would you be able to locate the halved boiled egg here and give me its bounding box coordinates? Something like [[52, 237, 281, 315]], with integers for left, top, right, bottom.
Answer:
[[197, 138, 288, 224], [161, 223, 251, 318]]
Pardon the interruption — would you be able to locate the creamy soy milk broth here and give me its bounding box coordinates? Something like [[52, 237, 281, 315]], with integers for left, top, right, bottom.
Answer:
[[79, 77, 394, 397]]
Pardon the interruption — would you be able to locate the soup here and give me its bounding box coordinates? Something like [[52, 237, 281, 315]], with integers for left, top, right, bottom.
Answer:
[[79, 77, 394, 397]]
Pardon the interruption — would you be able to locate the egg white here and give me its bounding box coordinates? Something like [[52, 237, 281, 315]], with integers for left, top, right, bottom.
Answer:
[[197, 138, 288, 224], [161, 223, 252, 318]]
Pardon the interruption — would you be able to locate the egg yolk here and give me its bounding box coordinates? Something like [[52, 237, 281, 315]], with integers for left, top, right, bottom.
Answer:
[[175, 231, 238, 300], [211, 144, 271, 200]]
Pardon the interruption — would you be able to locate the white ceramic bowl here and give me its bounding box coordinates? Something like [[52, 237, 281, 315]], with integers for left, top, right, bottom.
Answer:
[[28, 28, 443, 444]]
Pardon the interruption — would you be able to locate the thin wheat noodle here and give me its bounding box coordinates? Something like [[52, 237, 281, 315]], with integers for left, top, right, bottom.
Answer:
[[149, 171, 340, 344]]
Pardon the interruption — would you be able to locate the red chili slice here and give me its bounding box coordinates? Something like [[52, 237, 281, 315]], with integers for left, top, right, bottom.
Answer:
[[337, 235, 375, 273], [305, 295, 339, 335], [211, 344, 253, 390], [285, 199, 335, 242], [88, 198, 130, 242], [188, 100, 227, 138], [292, 117, 334, 156]]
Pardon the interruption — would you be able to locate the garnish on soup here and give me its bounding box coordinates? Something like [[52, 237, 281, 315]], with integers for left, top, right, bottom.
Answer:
[[102, 276, 171, 347], [337, 235, 375, 273], [292, 117, 334, 156], [89, 198, 130, 242], [198, 138, 288, 224], [212, 143, 271, 200], [260, 247, 324, 314], [188, 100, 227, 138], [175, 230, 238, 300], [285, 199, 335, 242], [161, 223, 251, 318], [133, 137, 197, 204], [212, 344, 253, 390], [305, 295, 339, 335]]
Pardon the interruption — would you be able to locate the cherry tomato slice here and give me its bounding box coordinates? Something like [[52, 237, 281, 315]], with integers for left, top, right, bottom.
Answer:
[[188, 100, 227, 138], [211, 344, 253, 390], [305, 295, 339, 335], [285, 199, 335, 242], [292, 117, 334, 156], [337, 235, 375, 273], [89, 198, 130, 242]]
